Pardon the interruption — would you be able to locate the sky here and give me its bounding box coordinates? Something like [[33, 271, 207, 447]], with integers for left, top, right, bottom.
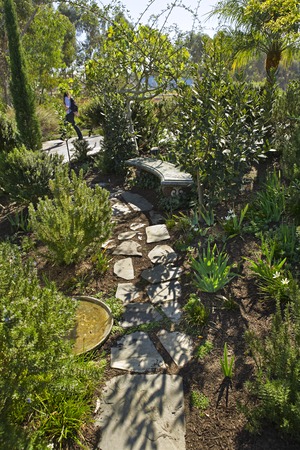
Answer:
[[98, 0, 221, 37]]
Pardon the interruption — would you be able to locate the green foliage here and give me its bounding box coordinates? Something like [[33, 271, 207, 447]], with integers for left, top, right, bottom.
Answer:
[[196, 340, 214, 359], [7, 208, 30, 233], [72, 138, 91, 163], [0, 242, 105, 448], [190, 390, 209, 415], [174, 39, 269, 205], [221, 204, 249, 239], [274, 80, 300, 181], [3, 0, 42, 150], [251, 171, 286, 226], [0, 111, 19, 152], [96, 94, 137, 174], [246, 235, 296, 302], [91, 249, 111, 276], [103, 295, 125, 321], [80, 97, 104, 134], [191, 241, 237, 293], [286, 180, 300, 225], [29, 168, 113, 265], [245, 297, 300, 441], [0, 147, 63, 205], [220, 343, 235, 379], [268, 224, 300, 265], [183, 294, 210, 329]]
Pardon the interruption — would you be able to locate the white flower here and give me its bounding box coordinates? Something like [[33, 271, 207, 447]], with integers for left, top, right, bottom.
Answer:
[[273, 271, 280, 279], [281, 278, 290, 285], [47, 444, 54, 449]]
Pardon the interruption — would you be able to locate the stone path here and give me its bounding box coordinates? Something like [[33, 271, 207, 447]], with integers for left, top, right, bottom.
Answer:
[[92, 188, 194, 450]]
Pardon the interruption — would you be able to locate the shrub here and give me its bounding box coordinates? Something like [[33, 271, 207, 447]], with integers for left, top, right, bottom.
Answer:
[[0, 111, 19, 152], [244, 297, 300, 441], [251, 171, 286, 226], [29, 167, 113, 265], [0, 242, 104, 448], [97, 94, 137, 174], [0, 146, 63, 204], [183, 293, 210, 328], [72, 138, 91, 163]]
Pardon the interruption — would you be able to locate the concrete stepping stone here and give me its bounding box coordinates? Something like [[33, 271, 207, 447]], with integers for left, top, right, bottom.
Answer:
[[130, 222, 146, 231], [141, 264, 183, 284], [116, 283, 142, 304], [120, 303, 163, 328], [114, 258, 134, 280], [101, 239, 116, 249], [157, 330, 194, 367], [111, 331, 166, 372], [111, 198, 132, 216], [160, 301, 182, 323], [121, 192, 153, 212], [146, 280, 182, 304], [146, 224, 170, 243], [113, 241, 142, 256], [148, 244, 178, 264], [95, 373, 186, 450], [118, 231, 137, 240]]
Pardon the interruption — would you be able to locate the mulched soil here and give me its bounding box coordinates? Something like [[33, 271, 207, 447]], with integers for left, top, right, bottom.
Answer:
[[1, 162, 300, 450]]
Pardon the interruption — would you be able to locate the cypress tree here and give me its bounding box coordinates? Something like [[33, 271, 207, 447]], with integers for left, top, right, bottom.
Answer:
[[3, 0, 42, 150]]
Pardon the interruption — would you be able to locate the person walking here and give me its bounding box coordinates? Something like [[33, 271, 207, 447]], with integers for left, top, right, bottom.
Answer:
[[63, 92, 83, 140]]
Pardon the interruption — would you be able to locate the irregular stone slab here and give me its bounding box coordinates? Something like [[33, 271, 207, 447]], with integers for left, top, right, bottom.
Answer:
[[121, 192, 153, 212], [116, 283, 142, 304], [101, 239, 116, 249], [113, 241, 142, 256], [96, 373, 186, 450], [147, 280, 182, 304], [111, 331, 166, 372], [160, 301, 183, 323], [120, 303, 163, 328], [149, 210, 165, 225], [118, 231, 137, 240], [157, 330, 194, 367], [111, 199, 132, 216], [130, 222, 146, 231], [114, 258, 134, 280], [146, 224, 170, 243], [141, 264, 183, 284], [148, 245, 178, 264]]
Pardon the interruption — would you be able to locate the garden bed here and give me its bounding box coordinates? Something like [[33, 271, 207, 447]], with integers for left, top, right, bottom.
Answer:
[[1, 163, 300, 450]]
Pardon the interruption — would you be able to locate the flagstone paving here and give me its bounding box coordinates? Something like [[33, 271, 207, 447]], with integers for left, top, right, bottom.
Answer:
[[146, 280, 182, 304], [120, 303, 163, 328], [95, 191, 193, 450], [148, 244, 178, 264], [111, 331, 166, 372], [95, 374, 186, 450]]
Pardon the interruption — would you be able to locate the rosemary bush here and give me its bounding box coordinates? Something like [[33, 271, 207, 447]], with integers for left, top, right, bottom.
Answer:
[[245, 297, 300, 441], [0, 242, 105, 448], [29, 167, 113, 265], [0, 147, 63, 204]]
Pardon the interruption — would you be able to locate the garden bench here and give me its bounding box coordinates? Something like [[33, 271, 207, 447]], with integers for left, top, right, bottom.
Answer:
[[125, 157, 193, 196]]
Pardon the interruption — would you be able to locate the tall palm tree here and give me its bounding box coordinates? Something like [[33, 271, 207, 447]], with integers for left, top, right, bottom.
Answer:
[[210, 0, 300, 81]]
